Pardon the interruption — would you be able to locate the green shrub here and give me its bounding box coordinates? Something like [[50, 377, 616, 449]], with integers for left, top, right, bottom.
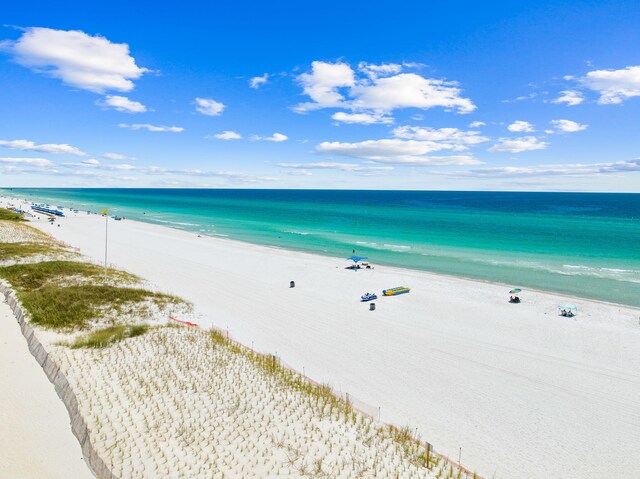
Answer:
[[71, 324, 149, 348], [0, 208, 25, 221], [20, 284, 179, 330], [0, 260, 138, 290]]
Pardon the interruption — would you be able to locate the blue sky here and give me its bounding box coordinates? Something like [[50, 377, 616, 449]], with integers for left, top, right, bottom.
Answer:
[[1, 0, 639, 190]]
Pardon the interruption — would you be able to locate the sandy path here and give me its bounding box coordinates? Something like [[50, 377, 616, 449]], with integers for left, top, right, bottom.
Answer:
[[15, 204, 640, 479], [0, 300, 94, 479]]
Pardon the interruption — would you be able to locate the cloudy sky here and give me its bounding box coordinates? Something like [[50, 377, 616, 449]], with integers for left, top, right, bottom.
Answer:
[[1, 0, 639, 191]]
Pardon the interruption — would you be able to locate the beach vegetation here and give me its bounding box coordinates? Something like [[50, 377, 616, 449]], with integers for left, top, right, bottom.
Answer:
[[0, 260, 184, 330], [19, 284, 181, 330], [0, 220, 54, 244], [0, 241, 66, 260], [0, 260, 138, 289], [207, 327, 462, 476], [70, 324, 149, 348], [0, 208, 25, 221]]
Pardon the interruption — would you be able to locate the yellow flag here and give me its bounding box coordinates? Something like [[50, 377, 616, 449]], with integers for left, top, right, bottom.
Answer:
[[101, 208, 108, 215]]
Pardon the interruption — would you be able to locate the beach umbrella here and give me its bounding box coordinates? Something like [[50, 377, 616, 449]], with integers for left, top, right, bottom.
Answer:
[[347, 255, 368, 263], [509, 288, 522, 294]]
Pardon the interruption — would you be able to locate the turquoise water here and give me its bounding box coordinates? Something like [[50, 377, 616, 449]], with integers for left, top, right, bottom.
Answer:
[[3, 188, 640, 307]]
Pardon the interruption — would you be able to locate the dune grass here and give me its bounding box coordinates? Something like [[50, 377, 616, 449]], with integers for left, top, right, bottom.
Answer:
[[0, 260, 183, 330], [19, 284, 181, 330], [0, 208, 25, 221], [70, 324, 149, 348], [0, 260, 138, 290], [0, 242, 66, 260], [0, 220, 54, 245], [208, 328, 444, 472]]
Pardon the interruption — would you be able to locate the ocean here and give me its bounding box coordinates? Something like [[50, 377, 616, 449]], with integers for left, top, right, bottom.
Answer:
[[3, 188, 640, 307]]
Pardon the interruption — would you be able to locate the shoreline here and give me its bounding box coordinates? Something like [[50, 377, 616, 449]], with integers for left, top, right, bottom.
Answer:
[[4, 190, 639, 309], [204, 232, 640, 312], [5, 193, 639, 311], [3, 196, 640, 478]]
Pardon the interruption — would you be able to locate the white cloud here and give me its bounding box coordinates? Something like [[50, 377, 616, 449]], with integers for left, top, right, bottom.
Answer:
[[210, 131, 242, 140], [488, 136, 548, 153], [316, 139, 481, 166], [61, 159, 137, 172], [357, 62, 403, 79], [0, 139, 86, 156], [507, 120, 535, 132], [0, 157, 52, 167], [350, 73, 476, 114], [249, 73, 269, 89], [550, 119, 588, 133], [103, 152, 136, 161], [331, 112, 394, 125], [295, 61, 475, 116], [458, 158, 640, 177], [552, 90, 584, 106], [266, 133, 289, 142], [503, 92, 537, 103], [0, 27, 147, 93], [118, 123, 183, 132], [194, 97, 226, 116], [469, 121, 486, 128], [392, 126, 489, 145], [109, 163, 136, 171], [276, 162, 393, 172], [294, 61, 356, 112], [253, 133, 288, 142], [146, 166, 276, 183], [99, 95, 147, 113], [582, 66, 640, 104], [284, 169, 313, 176]]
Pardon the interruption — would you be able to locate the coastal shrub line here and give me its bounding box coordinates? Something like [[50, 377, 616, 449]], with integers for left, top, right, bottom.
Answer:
[[0, 260, 183, 331], [0, 260, 138, 290], [0, 207, 26, 221], [18, 284, 181, 330]]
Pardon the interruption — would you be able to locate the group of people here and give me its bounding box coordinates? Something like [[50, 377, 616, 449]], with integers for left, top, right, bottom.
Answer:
[[560, 309, 575, 317], [345, 263, 373, 270], [509, 296, 521, 303]]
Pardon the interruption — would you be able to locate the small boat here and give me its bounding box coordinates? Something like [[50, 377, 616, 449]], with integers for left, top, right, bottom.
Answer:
[[361, 292, 377, 302], [382, 286, 410, 296]]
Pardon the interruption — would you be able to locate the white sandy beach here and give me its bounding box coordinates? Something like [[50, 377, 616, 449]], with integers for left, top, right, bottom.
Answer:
[[5, 198, 640, 479], [0, 300, 94, 479]]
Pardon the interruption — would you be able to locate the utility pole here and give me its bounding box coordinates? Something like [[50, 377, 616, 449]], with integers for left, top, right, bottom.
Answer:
[[104, 210, 109, 281]]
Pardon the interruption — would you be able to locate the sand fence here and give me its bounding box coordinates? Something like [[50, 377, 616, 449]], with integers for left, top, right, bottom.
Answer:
[[206, 320, 481, 478], [0, 281, 117, 479]]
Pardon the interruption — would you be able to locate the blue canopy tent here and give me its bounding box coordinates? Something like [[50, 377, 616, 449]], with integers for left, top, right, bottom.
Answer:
[[347, 255, 368, 263]]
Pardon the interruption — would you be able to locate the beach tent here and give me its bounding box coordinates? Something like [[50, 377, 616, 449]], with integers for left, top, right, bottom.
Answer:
[[347, 255, 368, 263]]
